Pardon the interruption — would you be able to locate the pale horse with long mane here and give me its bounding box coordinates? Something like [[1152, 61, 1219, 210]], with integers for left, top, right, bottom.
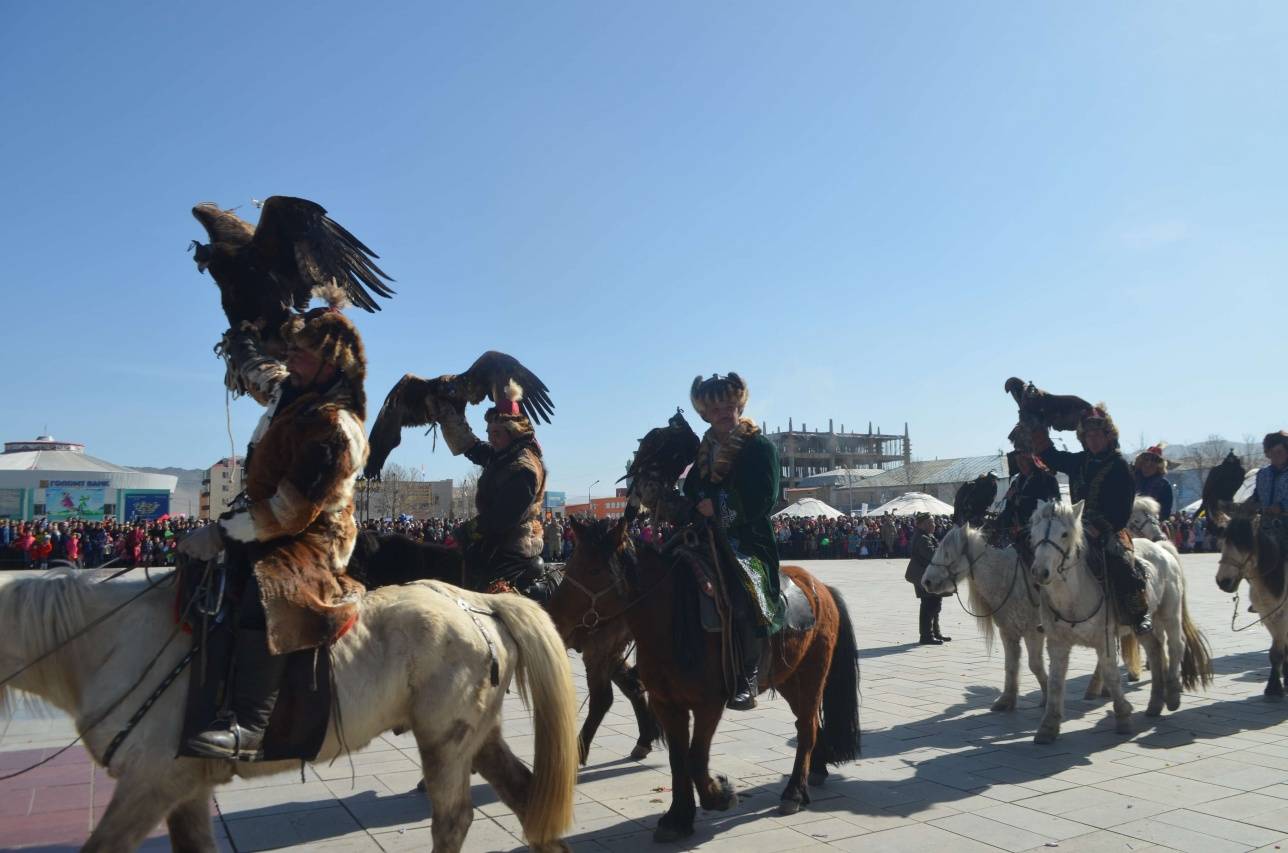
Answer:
[[0, 571, 578, 853], [921, 525, 1048, 712], [1127, 495, 1169, 542], [1216, 511, 1288, 697], [1028, 499, 1213, 744]]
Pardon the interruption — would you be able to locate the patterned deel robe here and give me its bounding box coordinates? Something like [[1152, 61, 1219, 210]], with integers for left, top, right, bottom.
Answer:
[[683, 423, 785, 634], [220, 370, 368, 656]]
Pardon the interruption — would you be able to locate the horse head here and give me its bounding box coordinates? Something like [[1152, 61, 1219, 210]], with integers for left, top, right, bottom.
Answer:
[[1030, 499, 1083, 585], [1216, 508, 1278, 595], [544, 516, 634, 650], [921, 525, 973, 595], [1128, 496, 1165, 542]]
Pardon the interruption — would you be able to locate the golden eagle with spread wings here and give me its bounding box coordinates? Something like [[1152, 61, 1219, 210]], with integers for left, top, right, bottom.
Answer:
[[191, 196, 395, 338], [365, 351, 554, 478]]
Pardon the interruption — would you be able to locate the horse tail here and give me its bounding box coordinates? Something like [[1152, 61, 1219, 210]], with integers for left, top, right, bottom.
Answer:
[[1180, 593, 1215, 691], [817, 585, 861, 765], [489, 595, 578, 844], [1120, 633, 1142, 680]]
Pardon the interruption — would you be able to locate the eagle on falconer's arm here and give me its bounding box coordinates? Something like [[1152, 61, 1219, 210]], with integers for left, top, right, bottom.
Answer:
[[190, 196, 397, 400], [1003, 377, 1093, 452]]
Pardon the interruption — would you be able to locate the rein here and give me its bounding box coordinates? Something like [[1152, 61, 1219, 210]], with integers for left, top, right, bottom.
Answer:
[[946, 545, 1024, 620], [564, 541, 679, 633], [1033, 516, 1106, 627], [1227, 552, 1288, 632]]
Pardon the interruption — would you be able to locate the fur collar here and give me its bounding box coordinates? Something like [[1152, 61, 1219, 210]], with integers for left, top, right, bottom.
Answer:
[[696, 418, 759, 484]]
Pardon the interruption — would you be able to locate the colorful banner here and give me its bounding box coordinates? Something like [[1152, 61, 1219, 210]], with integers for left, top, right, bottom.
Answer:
[[123, 492, 170, 521], [46, 487, 106, 521]]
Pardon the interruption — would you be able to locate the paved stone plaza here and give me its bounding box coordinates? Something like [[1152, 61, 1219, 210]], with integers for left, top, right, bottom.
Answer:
[[4, 553, 1288, 851]]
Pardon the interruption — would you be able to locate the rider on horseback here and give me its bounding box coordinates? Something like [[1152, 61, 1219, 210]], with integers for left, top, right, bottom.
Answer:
[[434, 382, 550, 599], [995, 449, 1060, 566], [178, 308, 370, 760], [1133, 444, 1173, 521], [1248, 431, 1288, 555], [1031, 405, 1152, 635], [683, 373, 784, 711]]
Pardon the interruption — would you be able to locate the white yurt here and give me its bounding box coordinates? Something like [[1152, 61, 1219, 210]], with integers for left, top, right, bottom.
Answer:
[[773, 497, 845, 520], [865, 491, 954, 517]]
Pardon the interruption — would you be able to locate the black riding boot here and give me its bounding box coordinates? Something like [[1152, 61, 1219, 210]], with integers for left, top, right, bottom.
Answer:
[[932, 612, 952, 642], [727, 619, 764, 711], [186, 629, 286, 761]]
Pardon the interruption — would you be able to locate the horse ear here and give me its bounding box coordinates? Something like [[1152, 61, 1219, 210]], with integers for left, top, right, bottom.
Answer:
[[1071, 500, 1085, 522]]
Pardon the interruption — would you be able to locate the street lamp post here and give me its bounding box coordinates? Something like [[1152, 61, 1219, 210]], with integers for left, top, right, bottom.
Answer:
[[588, 479, 600, 518]]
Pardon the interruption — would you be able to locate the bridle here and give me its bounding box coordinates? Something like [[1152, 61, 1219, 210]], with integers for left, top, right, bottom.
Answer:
[[932, 531, 1028, 619], [1224, 548, 1288, 632], [1033, 516, 1076, 577], [561, 541, 676, 633], [1032, 514, 1106, 626]]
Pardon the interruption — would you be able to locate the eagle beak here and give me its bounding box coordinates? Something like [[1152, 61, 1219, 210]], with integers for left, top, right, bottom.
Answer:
[[189, 241, 209, 273]]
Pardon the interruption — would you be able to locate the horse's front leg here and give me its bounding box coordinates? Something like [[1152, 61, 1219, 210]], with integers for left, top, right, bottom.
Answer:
[[992, 633, 1021, 711], [85, 764, 202, 853], [1035, 641, 1069, 744], [1097, 637, 1133, 734], [1024, 630, 1048, 706], [1266, 641, 1285, 699], [651, 698, 697, 842], [611, 663, 659, 760], [577, 647, 615, 765], [688, 704, 736, 813], [165, 791, 217, 853], [1141, 631, 1166, 716]]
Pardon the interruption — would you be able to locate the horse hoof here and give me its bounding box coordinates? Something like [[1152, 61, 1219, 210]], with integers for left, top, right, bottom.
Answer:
[[630, 743, 652, 760], [1165, 695, 1181, 712], [1145, 702, 1163, 718], [807, 770, 828, 787], [701, 775, 738, 811], [1126, 672, 1141, 683], [1034, 727, 1058, 745], [778, 798, 802, 815], [990, 697, 1016, 712]]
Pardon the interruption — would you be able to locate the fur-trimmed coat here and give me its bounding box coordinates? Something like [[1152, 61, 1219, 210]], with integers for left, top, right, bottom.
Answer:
[[219, 366, 368, 655], [465, 436, 547, 560]]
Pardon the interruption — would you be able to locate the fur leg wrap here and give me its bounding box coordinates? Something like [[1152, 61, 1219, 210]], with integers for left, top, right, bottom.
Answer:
[[436, 405, 479, 456]]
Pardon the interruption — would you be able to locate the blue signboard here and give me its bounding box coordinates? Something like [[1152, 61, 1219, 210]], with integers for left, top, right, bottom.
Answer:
[[123, 492, 170, 521], [544, 491, 566, 509]]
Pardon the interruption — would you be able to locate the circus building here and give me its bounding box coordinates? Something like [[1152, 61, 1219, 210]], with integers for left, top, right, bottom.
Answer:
[[0, 435, 177, 522]]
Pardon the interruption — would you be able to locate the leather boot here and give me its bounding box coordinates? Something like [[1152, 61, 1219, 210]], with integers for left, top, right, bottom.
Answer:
[[727, 619, 763, 711], [186, 629, 286, 761], [918, 599, 941, 645], [1130, 589, 1153, 635], [932, 614, 952, 642]]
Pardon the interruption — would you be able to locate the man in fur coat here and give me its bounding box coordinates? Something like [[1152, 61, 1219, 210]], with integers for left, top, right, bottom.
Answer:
[[433, 383, 549, 597], [683, 373, 784, 710], [179, 308, 369, 760], [995, 450, 1061, 565], [1030, 405, 1151, 634], [1133, 444, 1174, 520]]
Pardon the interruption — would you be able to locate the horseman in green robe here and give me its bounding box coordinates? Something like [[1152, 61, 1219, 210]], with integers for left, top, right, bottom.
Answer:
[[683, 373, 785, 710]]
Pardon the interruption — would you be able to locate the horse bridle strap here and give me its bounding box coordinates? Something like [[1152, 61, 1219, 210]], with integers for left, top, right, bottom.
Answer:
[[1033, 517, 1074, 575]]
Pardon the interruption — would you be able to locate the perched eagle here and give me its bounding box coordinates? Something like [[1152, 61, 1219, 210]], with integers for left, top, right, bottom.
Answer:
[[1201, 450, 1246, 528], [191, 196, 395, 338], [365, 351, 554, 478], [953, 472, 999, 526], [1004, 378, 1092, 432], [621, 409, 701, 522]]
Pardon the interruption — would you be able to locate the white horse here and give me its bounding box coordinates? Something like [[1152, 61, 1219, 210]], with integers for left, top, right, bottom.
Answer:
[[1216, 511, 1288, 697], [0, 572, 578, 853], [1127, 495, 1168, 542], [921, 525, 1048, 712], [1028, 500, 1212, 744]]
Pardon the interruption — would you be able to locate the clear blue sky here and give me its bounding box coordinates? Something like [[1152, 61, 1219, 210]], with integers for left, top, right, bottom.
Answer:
[[2, 2, 1283, 496]]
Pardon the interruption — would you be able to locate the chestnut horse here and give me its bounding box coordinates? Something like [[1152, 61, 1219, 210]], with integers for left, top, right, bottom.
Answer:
[[547, 518, 860, 842]]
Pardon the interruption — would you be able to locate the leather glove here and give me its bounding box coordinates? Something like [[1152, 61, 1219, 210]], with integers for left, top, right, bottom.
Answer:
[[431, 397, 479, 456], [178, 524, 224, 562]]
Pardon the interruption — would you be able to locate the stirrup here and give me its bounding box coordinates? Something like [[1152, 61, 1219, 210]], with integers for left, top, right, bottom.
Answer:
[[186, 719, 266, 761], [1133, 617, 1153, 636]]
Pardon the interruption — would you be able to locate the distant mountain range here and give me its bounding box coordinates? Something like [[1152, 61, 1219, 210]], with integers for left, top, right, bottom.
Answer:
[[132, 466, 205, 517]]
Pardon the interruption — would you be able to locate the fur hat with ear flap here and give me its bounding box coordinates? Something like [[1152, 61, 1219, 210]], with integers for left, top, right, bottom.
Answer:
[[280, 307, 367, 418], [690, 373, 749, 421], [485, 379, 535, 441], [1076, 404, 1118, 447], [1134, 443, 1168, 473]]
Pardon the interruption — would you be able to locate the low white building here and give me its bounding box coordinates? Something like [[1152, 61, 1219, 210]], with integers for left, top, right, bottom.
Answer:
[[0, 435, 177, 521]]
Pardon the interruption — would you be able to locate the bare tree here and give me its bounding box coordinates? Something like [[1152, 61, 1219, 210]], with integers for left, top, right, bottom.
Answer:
[[1187, 434, 1232, 489], [453, 469, 481, 518], [375, 463, 415, 520], [1241, 433, 1262, 469]]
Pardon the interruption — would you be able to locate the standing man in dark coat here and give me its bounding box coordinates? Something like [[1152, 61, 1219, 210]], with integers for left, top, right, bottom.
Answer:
[[1031, 405, 1151, 634], [906, 512, 950, 645]]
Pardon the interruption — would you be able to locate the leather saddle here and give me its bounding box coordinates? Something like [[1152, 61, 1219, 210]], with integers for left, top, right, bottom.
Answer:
[[173, 556, 335, 762]]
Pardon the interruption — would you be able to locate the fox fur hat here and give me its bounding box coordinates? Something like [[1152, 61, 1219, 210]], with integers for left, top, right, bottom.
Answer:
[[1076, 404, 1119, 448], [485, 379, 535, 440], [280, 307, 367, 416], [1134, 443, 1168, 473], [690, 373, 749, 421]]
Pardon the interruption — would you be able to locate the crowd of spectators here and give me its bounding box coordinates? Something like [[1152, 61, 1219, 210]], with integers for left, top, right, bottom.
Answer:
[[1163, 513, 1221, 553], [1, 516, 214, 569], [772, 513, 954, 560]]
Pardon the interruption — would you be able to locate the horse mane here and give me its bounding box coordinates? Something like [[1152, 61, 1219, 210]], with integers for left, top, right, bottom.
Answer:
[[1228, 515, 1284, 598], [957, 526, 997, 654], [0, 572, 97, 713], [1133, 496, 1160, 517]]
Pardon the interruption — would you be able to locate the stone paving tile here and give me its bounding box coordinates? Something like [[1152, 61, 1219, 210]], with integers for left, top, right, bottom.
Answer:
[[7, 555, 1288, 851]]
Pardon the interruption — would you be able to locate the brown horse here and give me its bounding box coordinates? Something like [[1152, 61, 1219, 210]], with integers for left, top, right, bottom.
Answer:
[[547, 518, 860, 842]]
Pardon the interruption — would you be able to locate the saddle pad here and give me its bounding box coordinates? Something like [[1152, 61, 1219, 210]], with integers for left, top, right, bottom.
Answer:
[[699, 572, 816, 634]]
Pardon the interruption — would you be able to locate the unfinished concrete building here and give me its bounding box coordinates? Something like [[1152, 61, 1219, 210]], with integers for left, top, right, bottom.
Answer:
[[762, 419, 911, 489]]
